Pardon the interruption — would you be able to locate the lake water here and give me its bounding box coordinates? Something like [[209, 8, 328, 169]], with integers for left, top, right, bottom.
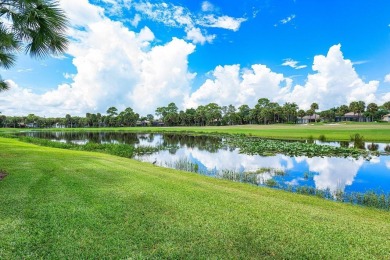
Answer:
[[21, 132, 390, 197]]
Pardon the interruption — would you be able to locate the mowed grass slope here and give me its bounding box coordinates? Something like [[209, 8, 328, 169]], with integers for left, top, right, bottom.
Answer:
[[0, 137, 390, 258]]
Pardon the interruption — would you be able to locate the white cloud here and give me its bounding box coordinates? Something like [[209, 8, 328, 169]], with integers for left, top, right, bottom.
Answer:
[[199, 15, 247, 31], [384, 73, 390, 83], [281, 14, 296, 24], [187, 44, 388, 111], [185, 27, 215, 45], [283, 44, 380, 110], [282, 59, 307, 69], [386, 160, 390, 169], [134, 1, 246, 39], [186, 64, 289, 108], [63, 73, 75, 80], [0, 0, 196, 117], [131, 14, 141, 27], [201, 1, 214, 12], [275, 14, 296, 26]]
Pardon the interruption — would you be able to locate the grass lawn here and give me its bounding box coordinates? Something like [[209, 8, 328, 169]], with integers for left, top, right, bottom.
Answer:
[[2, 122, 389, 141], [0, 137, 389, 258]]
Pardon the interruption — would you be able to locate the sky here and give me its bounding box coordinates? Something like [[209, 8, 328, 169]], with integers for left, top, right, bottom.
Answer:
[[1, 0, 390, 117]]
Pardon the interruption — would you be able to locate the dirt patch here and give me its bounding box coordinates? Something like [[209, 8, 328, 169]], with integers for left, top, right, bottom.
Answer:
[[0, 170, 7, 181]]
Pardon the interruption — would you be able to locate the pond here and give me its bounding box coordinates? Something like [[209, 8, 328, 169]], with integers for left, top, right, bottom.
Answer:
[[20, 131, 390, 205]]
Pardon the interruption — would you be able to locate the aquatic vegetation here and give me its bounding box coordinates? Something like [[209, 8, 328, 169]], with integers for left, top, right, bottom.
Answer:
[[307, 135, 315, 144], [225, 135, 376, 159], [350, 133, 365, 149], [165, 158, 201, 174], [385, 145, 390, 153], [318, 134, 326, 142], [367, 143, 379, 151]]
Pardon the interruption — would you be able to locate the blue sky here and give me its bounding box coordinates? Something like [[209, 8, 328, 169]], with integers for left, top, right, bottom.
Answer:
[[1, 0, 390, 116]]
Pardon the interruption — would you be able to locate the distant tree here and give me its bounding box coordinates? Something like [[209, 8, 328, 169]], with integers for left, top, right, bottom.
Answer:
[[0, 0, 69, 91], [237, 104, 251, 124], [337, 105, 350, 116], [383, 101, 390, 111], [106, 107, 118, 117], [297, 109, 305, 122], [366, 103, 378, 122], [310, 103, 319, 122]]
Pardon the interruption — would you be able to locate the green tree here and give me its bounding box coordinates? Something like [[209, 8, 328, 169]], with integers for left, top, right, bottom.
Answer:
[[0, 0, 69, 91], [382, 101, 390, 111], [366, 103, 378, 122], [297, 109, 305, 122], [310, 103, 319, 122]]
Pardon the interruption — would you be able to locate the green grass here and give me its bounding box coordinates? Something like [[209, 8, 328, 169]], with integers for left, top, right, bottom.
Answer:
[[2, 121, 390, 141], [1, 137, 390, 258]]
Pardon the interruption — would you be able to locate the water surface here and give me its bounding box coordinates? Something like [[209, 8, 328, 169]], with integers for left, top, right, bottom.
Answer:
[[21, 131, 390, 196]]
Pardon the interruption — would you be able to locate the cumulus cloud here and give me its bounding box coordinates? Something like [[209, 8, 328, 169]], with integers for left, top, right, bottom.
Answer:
[[282, 59, 307, 69], [385, 73, 390, 83], [283, 44, 379, 109], [185, 27, 215, 45], [0, 0, 388, 119], [187, 44, 387, 111], [186, 64, 290, 108], [0, 0, 196, 116]]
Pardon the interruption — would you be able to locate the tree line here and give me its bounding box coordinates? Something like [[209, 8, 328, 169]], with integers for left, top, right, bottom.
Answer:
[[1, 99, 389, 128]]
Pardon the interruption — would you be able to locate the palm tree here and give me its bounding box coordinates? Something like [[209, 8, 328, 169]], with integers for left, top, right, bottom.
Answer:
[[0, 0, 69, 91], [310, 103, 319, 122], [366, 103, 378, 122]]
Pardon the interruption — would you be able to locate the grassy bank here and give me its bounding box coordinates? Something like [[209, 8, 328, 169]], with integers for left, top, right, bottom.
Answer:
[[0, 137, 389, 258], [2, 122, 390, 141]]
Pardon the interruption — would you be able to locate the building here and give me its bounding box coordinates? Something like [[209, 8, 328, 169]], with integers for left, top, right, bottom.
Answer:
[[382, 114, 390, 122], [297, 114, 320, 124], [335, 112, 371, 122]]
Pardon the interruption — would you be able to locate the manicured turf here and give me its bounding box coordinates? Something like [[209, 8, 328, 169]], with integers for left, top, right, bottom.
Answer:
[[0, 137, 389, 258], [2, 122, 389, 141]]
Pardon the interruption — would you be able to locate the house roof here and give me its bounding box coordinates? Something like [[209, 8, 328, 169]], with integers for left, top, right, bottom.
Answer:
[[301, 114, 320, 120], [344, 112, 360, 117]]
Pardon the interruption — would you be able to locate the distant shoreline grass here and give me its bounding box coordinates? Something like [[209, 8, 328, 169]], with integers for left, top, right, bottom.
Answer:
[[0, 137, 389, 258], [1, 122, 390, 141]]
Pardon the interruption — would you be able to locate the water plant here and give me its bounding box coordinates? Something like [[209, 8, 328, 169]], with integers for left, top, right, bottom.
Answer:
[[385, 145, 390, 153], [225, 135, 374, 159], [350, 133, 365, 149], [307, 135, 314, 144], [367, 143, 379, 151], [165, 158, 201, 174], [318, 134, 326, 142]]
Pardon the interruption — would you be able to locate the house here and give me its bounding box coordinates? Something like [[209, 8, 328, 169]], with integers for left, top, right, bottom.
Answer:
[[297, 114, 320, 124], [382, 114, 390, 122], [152, 121, 165, 127], [136, 120, 150, 127], [26, 122, 38, 128], [335, 112, 371, 122], [52, 122, 66, 128]]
